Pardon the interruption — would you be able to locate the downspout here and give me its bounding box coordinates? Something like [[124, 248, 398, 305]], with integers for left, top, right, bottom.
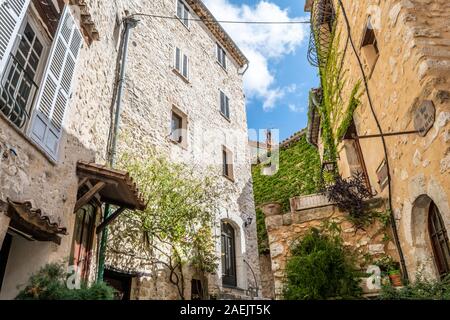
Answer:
[[97, 16, 139, 282]]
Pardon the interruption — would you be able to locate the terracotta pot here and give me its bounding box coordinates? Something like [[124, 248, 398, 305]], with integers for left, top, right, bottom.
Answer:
[[389, 271, 403, 287]]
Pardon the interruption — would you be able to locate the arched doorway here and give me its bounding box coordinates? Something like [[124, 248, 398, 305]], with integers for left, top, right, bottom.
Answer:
[[428, 201, 450, 277], [221, 221, 237, 287]]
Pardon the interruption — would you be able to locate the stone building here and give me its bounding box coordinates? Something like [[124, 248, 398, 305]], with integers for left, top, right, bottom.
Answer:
[[0, 0, 260, 300], [256, 0, 449, 299], [302, 0, 449, 284]]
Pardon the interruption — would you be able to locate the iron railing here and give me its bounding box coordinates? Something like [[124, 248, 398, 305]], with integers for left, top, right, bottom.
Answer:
[[307, 0, 336, 68], [0, 54, 39, 129]]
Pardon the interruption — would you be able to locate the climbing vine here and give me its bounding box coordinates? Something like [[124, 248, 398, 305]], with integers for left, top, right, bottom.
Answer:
[[313, 14, 362, 163]]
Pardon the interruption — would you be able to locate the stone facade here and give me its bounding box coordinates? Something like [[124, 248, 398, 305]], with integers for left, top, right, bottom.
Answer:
[[0, 0, 260, 300], [305, 0, 450, 283]]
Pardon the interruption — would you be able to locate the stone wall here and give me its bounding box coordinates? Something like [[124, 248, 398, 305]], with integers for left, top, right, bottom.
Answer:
[[261, 195, 398, 299], [323, 0, 450, 281]]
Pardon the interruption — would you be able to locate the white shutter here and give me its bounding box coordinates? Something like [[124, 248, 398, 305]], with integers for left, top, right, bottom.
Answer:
[[0, 0, 31, 75], [30, 5, 83, 160]]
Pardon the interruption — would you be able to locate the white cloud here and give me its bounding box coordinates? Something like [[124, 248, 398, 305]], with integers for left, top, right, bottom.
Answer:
[[203, 0, 308, 111], [288, 104, 305, 113]]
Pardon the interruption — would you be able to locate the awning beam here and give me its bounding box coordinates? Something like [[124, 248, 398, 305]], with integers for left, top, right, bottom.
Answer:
[[74, 181, 106, 212], [96, 207, 126, 234]]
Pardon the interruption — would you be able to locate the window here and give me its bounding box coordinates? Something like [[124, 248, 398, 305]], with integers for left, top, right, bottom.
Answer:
[[221, 221, 237, 287], [361, 18, 379, 75], [222, 146, 234, 180], [216, 43, 226, 69], [429, 202, 450, 277], [220, 90, 230, 119], [0, 4, 83, 160], [170, 106, 187, 146], [174, 47, 189, 80], [0, 20, 48, 130], [176, 0, 189, 28]]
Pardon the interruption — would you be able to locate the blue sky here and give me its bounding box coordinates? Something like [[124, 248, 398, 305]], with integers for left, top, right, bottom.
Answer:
[[204, 0, 320, 141]]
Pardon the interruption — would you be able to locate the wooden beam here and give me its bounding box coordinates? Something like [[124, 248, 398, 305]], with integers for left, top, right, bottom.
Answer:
[[96, 207, 126, 234], [74, 181, 106, 212], [77, 177, 88, 189], [85, 180, 102, 203]]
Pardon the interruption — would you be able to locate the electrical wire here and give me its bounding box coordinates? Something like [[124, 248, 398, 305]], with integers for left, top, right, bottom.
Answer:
[[336, 0, 409, 282], [126, 13, 311, 24]]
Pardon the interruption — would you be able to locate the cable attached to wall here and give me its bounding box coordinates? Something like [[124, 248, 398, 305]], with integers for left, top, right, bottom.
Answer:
[[336, 0, 409, 282]]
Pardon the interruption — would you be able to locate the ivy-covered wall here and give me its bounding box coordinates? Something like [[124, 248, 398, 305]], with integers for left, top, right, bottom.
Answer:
[[252, 133, 322, 253]]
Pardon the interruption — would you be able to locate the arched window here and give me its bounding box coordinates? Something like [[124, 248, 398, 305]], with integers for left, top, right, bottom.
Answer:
[[428, 202, 450, 277], [221, 221, 237, 287]]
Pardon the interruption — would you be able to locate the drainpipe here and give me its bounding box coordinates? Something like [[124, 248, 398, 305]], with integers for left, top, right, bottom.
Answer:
[[97, 16, 139, 282]]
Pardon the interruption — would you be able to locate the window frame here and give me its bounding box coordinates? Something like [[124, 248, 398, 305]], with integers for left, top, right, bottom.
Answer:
[[0, 10, 51, 134], [176, 0, 190, 29], [219, 90, 230, 120], [222, 145, 234, 181], [216, 43, 227, 70], [360, 17, 379, 76], [221, 221, 237, 287], [169, 106, 188, 148], [173, 46, 189, 81]]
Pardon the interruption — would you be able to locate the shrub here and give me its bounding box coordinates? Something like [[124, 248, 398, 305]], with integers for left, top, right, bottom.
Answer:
[[283, 227, 362, 300], [16, 263, 116, 300], [379, 274, 450, 300]]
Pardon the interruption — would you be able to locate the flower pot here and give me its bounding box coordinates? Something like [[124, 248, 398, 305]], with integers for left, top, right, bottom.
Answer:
[[388, 270, 403, 287]]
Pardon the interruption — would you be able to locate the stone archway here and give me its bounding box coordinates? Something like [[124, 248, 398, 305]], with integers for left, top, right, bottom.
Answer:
[[409, 194, 439, 279], [215, 209, 247, 290], [409, 194, 450, 280]]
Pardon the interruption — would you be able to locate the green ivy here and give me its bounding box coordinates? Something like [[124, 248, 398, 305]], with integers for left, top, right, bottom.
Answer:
[[314, 13, 362, 162], [252, 134, 322, 211], [256, 208, 269, 254], [336, 81, 362, 141], [252, 135, 322, 254]]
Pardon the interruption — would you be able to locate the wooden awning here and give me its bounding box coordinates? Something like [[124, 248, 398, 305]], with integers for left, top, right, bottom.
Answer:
[[76, 162, 146, 212], [2, 199, 68, 245]]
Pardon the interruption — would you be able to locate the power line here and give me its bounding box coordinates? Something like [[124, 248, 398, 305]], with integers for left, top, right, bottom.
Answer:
[[127, 13, 311, 24]]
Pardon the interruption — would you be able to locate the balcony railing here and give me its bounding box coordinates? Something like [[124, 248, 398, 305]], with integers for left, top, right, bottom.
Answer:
[[307, 0, 336, 68], [0, 54, 39, 130]]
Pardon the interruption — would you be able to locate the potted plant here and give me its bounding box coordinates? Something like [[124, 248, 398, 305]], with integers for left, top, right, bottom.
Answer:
[[374, 255, 402, 287], [388, 268, 403, 287]]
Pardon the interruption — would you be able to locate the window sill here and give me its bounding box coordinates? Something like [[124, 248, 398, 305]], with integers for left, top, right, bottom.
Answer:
[[219, 111, 231, 123], [168, 136, 188, 150], [174, 15, 190, 31], [172, 68, 190, 84], [0, 113, 57, 166], [223, 174, 235, 183]]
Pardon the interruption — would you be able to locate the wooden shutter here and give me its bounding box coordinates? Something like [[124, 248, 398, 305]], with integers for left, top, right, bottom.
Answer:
[[0, 0, 31, 75], [30, 5, 83, 160]]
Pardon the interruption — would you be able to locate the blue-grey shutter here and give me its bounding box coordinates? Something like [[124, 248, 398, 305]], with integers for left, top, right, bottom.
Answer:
[[175, 47, 181, 71], [220, 91, 225, 114], [0, 0, 31, 76], [30, 5, 83, 160], [182, 53, 188, 78]]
